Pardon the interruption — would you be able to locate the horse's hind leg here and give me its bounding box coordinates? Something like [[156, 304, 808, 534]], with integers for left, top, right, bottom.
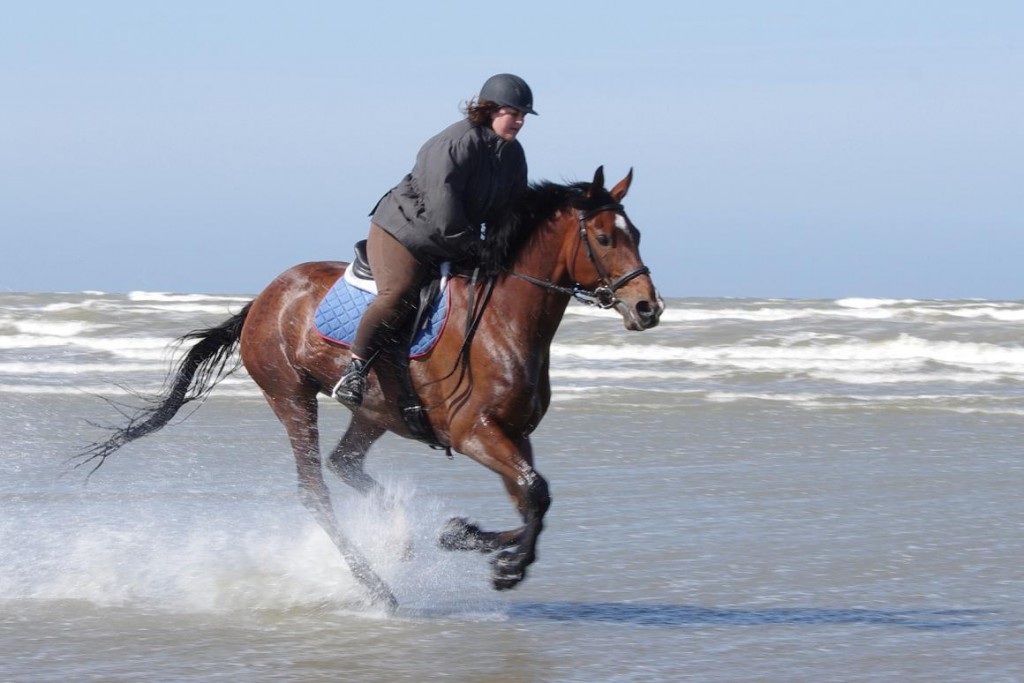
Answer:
[[326, 413, 386, 496], [269, 391, 397, 611], [327, 413, 418, 561]]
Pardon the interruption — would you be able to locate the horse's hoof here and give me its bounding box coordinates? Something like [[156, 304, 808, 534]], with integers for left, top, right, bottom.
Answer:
[[439, 517, 481, 551], [367, 582, 399, 614], [490, 550, 525, 590], [492, 574, 523, 591], [380, 592, 399, 614]]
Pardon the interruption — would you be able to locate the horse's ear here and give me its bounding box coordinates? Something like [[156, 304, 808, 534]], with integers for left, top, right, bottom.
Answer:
[[610, 167, 633, 202], [588, 166, 605, 195]]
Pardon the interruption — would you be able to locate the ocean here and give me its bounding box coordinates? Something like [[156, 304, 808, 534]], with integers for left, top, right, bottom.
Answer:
[[2, 291, 1023, 681]]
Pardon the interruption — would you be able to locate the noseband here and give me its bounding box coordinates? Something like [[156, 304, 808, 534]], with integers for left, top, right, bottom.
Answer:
[[512, 204, 651, 309]]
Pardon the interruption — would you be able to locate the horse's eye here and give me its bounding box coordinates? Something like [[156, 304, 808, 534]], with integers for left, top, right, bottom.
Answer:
[[596, 233, 611, 247]]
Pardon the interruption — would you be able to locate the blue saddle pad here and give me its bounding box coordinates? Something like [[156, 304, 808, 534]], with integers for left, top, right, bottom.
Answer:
[[313, 276, 450, 358]]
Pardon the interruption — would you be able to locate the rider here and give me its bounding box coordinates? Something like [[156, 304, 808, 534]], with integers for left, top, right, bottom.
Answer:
[[333, 73, 537, 407]]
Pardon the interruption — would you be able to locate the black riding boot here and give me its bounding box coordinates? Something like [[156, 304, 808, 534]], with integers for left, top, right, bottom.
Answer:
[[332, 357, 370, 407]]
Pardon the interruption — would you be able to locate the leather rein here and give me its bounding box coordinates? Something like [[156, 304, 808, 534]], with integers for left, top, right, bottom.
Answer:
[[510, 203, 651, 309]]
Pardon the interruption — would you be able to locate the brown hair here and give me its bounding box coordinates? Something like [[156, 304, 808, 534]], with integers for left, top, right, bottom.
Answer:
[[463, 98, 501, 126]]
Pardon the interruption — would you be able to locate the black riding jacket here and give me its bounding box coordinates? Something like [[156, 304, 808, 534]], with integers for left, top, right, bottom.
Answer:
[[370, 118, 528, 262]]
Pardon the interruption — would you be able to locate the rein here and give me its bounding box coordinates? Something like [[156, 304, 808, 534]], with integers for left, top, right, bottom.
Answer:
[[511, 203, 650, 309]]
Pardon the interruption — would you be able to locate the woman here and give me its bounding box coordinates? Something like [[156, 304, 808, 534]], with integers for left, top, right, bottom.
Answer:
[[333, 73, 537, 407]]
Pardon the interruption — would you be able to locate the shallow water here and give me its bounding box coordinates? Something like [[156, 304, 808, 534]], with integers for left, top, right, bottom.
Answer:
[[2, 293, 1023, 681]]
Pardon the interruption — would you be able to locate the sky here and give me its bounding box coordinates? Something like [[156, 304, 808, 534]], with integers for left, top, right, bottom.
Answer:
[[2, 1, 1021, 299]]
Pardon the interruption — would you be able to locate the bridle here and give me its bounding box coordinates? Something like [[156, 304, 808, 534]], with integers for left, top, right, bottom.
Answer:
[[511, 203, 651, 309]]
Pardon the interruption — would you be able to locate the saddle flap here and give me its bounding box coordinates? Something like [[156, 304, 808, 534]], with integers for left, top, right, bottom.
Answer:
[[314, 272, 451, 358]]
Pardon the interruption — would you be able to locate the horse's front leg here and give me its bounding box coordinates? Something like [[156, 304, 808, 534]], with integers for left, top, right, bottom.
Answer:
[[491, 461, 551, 590], [450, 433, 551, 590], [439, 518, 525, 553]]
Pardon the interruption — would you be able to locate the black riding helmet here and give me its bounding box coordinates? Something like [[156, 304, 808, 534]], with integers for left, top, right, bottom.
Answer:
[[479, 73, 538, 115]]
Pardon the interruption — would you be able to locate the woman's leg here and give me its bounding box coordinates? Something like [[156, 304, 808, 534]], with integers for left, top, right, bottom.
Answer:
[[351, 224, 430, 359], [335, 224, 429, 406]]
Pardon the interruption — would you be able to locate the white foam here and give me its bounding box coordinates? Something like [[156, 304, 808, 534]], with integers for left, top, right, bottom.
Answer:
[[551, 367, 723, 381], [0, 479, 495, 613], [39, 299, 110, 313], [122, 302, 250, 315], [563, 305, 621, 319], [941, 306, 1024, 322], [12, 319, 98, 337], [0, 333, 177, 356], [0, 378, 260, 398], [621, 299, 1024, 325], [835, 297, 922, 308], [0, 361, 158, 375], [553, 335, 1024, 371], [127, 291, 252, 303], [549, 334, 1024, 390]]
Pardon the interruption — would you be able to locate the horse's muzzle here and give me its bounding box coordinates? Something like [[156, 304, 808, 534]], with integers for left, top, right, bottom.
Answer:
[[619, 293, 664, 331]]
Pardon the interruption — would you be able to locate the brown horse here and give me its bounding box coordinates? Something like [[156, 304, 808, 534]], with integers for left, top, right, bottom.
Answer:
[[78, 167, 663, 611]]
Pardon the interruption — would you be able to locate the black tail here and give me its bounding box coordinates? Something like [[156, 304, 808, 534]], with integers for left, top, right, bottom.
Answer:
[[74, 302, 253, 475]]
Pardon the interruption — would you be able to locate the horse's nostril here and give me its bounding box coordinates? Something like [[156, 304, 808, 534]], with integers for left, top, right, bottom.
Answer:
[[633, 299, 661, 328]]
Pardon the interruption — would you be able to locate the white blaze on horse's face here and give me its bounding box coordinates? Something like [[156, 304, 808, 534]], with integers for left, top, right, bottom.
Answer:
[[614, 214, 629, 234]]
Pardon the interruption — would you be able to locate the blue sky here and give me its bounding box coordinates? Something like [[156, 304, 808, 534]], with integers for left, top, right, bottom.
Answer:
[[2, 1, 1021, 299]]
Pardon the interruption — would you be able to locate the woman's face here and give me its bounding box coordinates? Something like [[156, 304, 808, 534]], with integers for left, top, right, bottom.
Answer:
[[490, 106, 526, 141]]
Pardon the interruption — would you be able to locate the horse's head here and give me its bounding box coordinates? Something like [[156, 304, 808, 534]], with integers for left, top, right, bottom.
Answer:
[[569, 167, 664, 330]]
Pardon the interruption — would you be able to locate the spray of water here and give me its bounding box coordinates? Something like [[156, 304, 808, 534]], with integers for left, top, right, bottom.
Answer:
[[0, 478, 504, 617]]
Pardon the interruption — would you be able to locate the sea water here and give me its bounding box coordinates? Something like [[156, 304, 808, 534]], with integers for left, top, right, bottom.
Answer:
[[2, 292, 1023, 681]]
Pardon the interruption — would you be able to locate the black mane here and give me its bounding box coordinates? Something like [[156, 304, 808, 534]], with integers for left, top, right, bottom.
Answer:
[[477, 179, 617, 276]]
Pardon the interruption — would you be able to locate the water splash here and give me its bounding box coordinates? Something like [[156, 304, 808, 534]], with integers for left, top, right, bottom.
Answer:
[[0, 478, 500, 616]]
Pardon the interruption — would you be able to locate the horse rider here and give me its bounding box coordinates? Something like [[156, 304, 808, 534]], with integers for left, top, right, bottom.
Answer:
[[332, 73, 537, 407]]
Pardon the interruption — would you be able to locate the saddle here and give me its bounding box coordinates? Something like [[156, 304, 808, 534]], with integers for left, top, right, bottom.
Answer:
[[349, 239, 374, 281]]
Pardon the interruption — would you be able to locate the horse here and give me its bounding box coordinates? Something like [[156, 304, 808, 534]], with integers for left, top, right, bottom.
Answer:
[[77, 166, 663, 611]]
